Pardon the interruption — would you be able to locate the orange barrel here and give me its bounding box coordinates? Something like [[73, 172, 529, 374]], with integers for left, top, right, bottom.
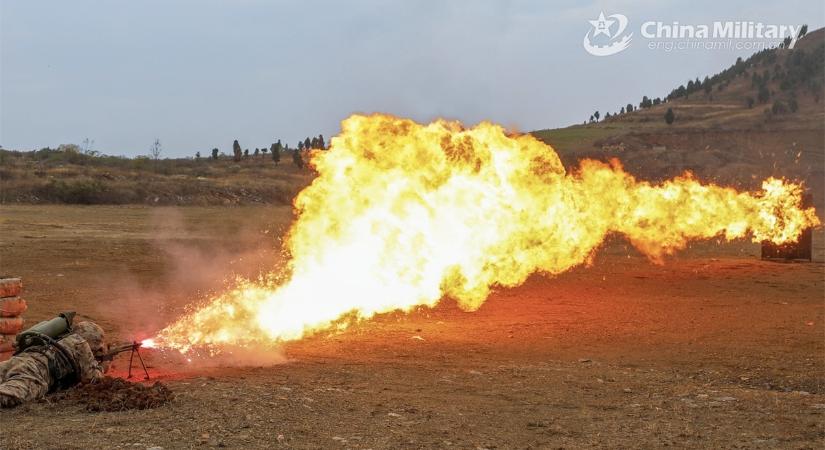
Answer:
[[0, 317, 24, 335], [0, 278, 22, 298], [0, 297, 27, 317]]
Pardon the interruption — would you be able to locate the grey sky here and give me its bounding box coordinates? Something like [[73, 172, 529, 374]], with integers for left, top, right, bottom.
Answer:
[[1, 0, 822, 157]]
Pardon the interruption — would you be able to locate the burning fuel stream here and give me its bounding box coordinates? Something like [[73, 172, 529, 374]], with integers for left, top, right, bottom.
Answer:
[[150, 114, 819, 354]]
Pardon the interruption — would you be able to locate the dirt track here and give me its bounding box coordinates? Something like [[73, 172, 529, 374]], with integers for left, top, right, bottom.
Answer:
[[0, 205, 823, 449]]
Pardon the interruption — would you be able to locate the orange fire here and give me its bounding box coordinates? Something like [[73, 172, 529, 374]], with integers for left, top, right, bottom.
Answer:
[[152, 114, 820, 354]]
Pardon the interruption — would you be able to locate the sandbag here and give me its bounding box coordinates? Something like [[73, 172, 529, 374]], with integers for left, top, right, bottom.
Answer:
[[0, 278, 22, 298], [0, 334, 14, 353], [0, 297, 27, 317], [0, 317, 24, 335]]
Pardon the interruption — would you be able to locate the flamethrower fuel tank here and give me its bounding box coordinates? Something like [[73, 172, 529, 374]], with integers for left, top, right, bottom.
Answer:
[[14, 311, 76, 352]]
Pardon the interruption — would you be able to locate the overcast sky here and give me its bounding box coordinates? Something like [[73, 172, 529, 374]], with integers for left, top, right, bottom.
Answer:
[[1, 0, 822, 157]]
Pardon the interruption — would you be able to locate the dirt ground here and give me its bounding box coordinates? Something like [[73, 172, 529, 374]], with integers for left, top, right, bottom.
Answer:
[[0, 205, 822, 449]]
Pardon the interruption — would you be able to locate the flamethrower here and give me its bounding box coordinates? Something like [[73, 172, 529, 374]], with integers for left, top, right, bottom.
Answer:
[[99, 341, 151, 380], [16, 312, 153, 379]]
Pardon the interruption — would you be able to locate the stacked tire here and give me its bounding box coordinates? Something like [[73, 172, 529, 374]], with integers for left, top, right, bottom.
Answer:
[[0, 278, 26, 360]]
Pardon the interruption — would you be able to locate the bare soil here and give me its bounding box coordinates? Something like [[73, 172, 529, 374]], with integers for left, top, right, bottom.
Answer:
[[0, 205, 822, 449], [51, 377, 174, 412]]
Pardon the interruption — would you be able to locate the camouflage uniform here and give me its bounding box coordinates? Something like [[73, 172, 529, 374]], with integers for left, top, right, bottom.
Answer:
[[0, 321, 107, 408]]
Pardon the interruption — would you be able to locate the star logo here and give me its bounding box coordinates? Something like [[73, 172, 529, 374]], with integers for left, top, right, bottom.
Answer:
[[589, 12, 615, 38], [583, 12, 632, 57]]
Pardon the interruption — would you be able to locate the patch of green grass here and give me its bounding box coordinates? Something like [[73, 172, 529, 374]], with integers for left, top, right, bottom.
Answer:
[[530, 125, 625, 155]]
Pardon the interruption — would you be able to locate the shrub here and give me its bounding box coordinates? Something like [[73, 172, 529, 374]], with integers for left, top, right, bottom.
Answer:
[[664, 108, 675, 125], [757, 85, 771, 103], [771, 100, 787, 114], [36, 179, 109, 204], [788, 97, 799, 112]]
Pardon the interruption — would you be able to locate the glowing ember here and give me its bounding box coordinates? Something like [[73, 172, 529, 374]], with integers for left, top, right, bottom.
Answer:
[[140, 338, 157, 349], [152, 114, 820, 354]]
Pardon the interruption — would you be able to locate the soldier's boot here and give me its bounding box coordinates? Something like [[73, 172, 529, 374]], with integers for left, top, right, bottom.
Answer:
[[0, 392, 22, 408]]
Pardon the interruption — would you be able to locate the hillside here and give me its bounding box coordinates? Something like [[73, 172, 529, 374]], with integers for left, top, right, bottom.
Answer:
[[2, 30, 823, 207], [532, 28, 825, 210]]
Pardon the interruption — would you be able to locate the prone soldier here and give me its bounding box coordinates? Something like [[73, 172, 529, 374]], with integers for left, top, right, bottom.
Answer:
[[0, 312, 109, 408]]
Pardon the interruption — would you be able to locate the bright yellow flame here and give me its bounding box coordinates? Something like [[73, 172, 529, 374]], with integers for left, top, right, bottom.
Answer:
[[154, 114, 820, 353]]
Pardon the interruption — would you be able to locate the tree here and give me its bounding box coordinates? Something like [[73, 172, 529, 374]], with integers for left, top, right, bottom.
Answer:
[[149, 138, 162, 160], [297, 141, 304, 151], [292, 149, 304, 169], [664, 107, 675, 125], [261, 147, 268, 155], [620, 106, 625, 114], [212, 148, 219, 160], [798, 24, 808, 39], [304, 137, 312, 150], [254, 148, 260, 157], [233, 140, 242, 162], [271, 141, 281, 164], [243, 149, 249, 158], [640, 96, 652, 109], [195, 151, 201, 159], [810, 80, 822, 103], [593, 111, 600, 122], [788, 97, 799, 113], [626, 103, 633, 113], [318, 134, 325, 149], [757, 85, 770, 103], [81, 138, 98, 156]]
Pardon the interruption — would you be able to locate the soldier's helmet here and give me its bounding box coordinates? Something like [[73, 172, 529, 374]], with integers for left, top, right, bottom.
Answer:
[[72, 321, 107, 357]]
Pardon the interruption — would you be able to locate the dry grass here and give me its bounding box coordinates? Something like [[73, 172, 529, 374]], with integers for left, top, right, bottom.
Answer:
[[533, 30, 824, 165], [0, 150, 314, 206]]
